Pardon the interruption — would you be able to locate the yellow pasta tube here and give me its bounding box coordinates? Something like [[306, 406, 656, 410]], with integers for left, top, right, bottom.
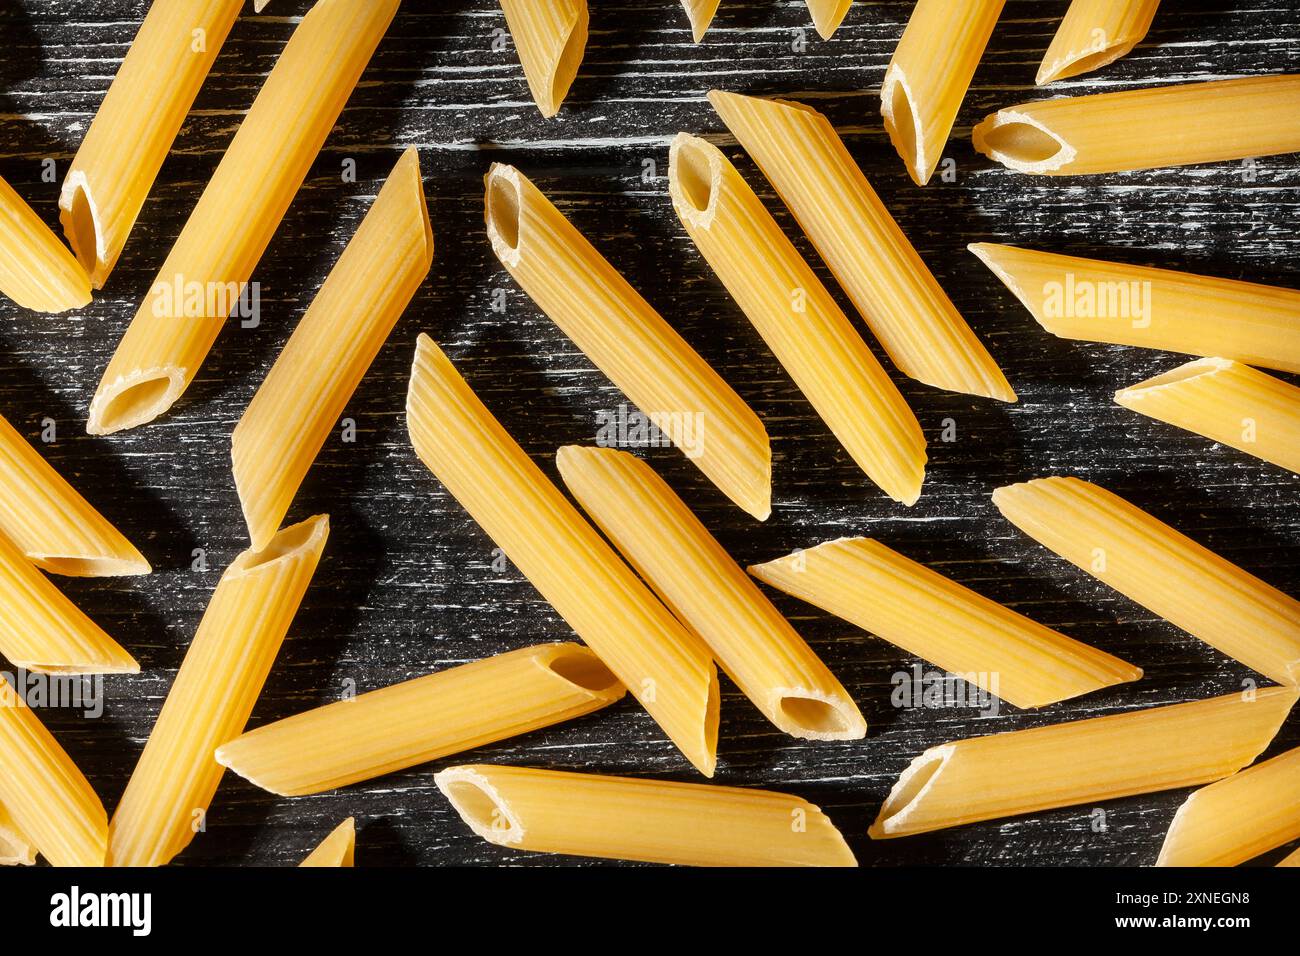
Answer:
[[1037, 0, 1160, 85], [994, 477, 1300, 686], [669, 134, 925, 505], [881, 0, 1005, 186], [0, 527, 138, 674], [107, 514, 329, 867], [87, 0, 399, 436], [407, 335, 719, 776], [749, 537, 1142, 709], [0, 174, 90, 313], [969, 243, 1300, 374], [436, 765, 857, 866], [233, 148, 432, 552], [0, 803, 36, 866], [0, 680, 108, 866], [557, 446, 866, 740], [300, 818, 355, 867], [216, 643, 625, 796], [499, 0, 586, 118], [486, 163, 771, 519], [0, 411, 149, 576], [58, 0, 253, 288], [1116, 359, 1300, 475], [973, 75, 1300, 175], [680, 0, 720, 42], [870, 685, 1298, 839], [805, 0, 852, 40], [1157, 746, 1300, 867], [709, 90, 1015, 403], [1280, 846, 1300, 866]]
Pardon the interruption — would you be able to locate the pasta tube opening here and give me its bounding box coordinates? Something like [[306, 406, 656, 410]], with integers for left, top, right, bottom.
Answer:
[[89, 370, 184, 436], [60, 177, 101, 279], [869, 746, 950, 837], [485, 166, 522, 264], [778, 694, 853, 736], [436, 768, 523, 845], [544, 646, 621, 694], [973, 114, 1074, 172], [235, 514, 330, 568], [670, 135, 718, 221], [1115, 356, 1231, 395], [880, 70, 921, 181]]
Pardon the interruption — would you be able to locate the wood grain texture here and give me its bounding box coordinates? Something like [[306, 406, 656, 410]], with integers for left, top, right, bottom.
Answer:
[[0, 0, 1297, 867]]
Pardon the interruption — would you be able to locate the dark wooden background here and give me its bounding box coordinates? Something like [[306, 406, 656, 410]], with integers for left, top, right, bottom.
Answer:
[[1, 0, 1298, 867]]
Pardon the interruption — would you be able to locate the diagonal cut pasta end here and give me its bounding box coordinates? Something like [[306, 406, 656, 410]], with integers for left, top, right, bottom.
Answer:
[[805, 0, 853, 40], [435, 766, 527, 846], [667, 132, 721, 228], [87, 366, 187, 436], [484, 163, 524, 268], [299, 817, 355, 867], [1037, 39, 1140, 87], [1113, 357, 1234, 407], [57, 171, 108, 290], [880, 65, 932, 186], [868, 744, 954, 839], [972, 109, 1076, 174], [680, 0, 721, 43]]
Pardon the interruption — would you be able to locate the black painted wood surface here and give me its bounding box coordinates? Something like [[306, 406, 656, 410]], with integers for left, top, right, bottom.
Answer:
[[1, 0, 1298, 867]]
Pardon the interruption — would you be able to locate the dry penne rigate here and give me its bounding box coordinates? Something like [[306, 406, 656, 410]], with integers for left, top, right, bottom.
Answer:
[[973, 74, 1300, 176], [1037, 0, 1161, 85], [994, 477, 1300, 687], [216, 643, 625, 796], [436, 764, 857, 866], [87, 0, 398, 435], [969, 242, 1300, 373], [2, 0, 1300, 874]]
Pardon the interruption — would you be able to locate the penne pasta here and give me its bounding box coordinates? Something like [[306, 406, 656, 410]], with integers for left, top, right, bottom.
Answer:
[[300, 818, 355, 867], [1280, 846, 1300, 867], [0, 410, 150, 576], [709, 90, 1015, 403], [0, 526, 138, 674], [485, 163, 771, 519], [107, 515, 329, 867], [437, 764, 857, 866], [0, 678, 108, 867], [972, 75, 1300, 176], [881, 0, 1005, 185], [1115, 359, 1300, 475], [233, 148, 432, 552], [749, 537, 1142, 709], [805, 0, 853, 40], [870, 685, 1298, 839], [58, 0, 260, 288], [0, 802, 36, 866], [0, 174, 90, 314], [680, 0, 721, 43], [668, 134, 925, 504], [994, 477, 1300, 687], [86, 0, 398, 436], [1157, 745, 1300, 867], [969, 243, 1300, 374], [216, 643, 625, 796], [557, 446, 866, 740], [1038, 0, 1161, 85], [407, 335, 719, 776], [499, 0, 586, 117]]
